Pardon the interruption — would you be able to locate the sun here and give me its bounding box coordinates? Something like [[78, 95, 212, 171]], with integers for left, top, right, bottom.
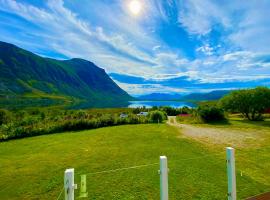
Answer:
[[128, 0, 142, 15]]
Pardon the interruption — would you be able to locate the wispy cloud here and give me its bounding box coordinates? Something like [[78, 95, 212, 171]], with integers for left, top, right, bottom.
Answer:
[[111, 72, 270, 95], [0, 0, 269, 95], [178, 0, 231, 35]]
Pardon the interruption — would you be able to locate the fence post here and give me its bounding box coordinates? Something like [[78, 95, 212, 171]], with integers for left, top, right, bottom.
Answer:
[[79, 174, 88, 198], [65, 168, 77, 200], [160, 156, 168, 200], [226, 147, 236, 200]]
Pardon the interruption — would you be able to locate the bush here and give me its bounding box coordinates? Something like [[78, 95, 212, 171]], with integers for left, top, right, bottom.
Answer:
[[149, 111, 167, 123], [181, 106, 191, 114], [132, 107, 149, 114], [197, 105, 226, 123], [0, 109, 11, 125], [0, 110, 153, 141], [160, 106, 179, 116], [159, 106, 192, 116]]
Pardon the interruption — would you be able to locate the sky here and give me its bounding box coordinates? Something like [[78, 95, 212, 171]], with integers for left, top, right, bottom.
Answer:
[[0, 0, 270, 96]]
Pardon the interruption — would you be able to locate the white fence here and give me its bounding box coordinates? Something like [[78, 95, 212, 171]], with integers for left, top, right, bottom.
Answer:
[[59, 147, 236, 200]]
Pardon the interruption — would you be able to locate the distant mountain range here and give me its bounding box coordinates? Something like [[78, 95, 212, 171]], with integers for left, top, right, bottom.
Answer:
[[0, 41, 132, 108], [137, 90, 231, 101], [181, 90, 231, 101], [137, 93, 183, 101]]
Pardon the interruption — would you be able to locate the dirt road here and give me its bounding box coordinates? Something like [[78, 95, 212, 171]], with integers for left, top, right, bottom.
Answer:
[[167, 116, 265, 148]]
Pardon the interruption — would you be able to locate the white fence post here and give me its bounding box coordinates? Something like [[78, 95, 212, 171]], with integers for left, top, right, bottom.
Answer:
[[226, 147, 237, 200], [160, 156, 168, 200], [65, 168, 77, 200]]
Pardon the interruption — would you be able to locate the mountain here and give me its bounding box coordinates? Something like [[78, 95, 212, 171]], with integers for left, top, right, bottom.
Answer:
[[137, 90, 230, 101], [137, 93, 182, 101], [0, 41, 132, 108], [181, 90, 231, 101]]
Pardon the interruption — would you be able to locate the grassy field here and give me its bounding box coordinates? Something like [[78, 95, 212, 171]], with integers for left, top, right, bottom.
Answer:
[[191, 117, 270, 191], [0, 123, 269, 199]]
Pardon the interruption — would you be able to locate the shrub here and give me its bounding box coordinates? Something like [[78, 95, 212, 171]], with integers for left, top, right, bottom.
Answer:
[[197, 105, 226, 123], [181, 106, 191, 114], [0, 109, 11, 125], [28, 108, 41, 115], [149, 111, 167, 123], [0, 111, 154, 141], [14, 110, 26, 120], [132, 107, 149, 114], [40, 112, 46, 120], [160, 106, 192, 116], [160, 106, 180, 116], [0, 108, 171, 141]]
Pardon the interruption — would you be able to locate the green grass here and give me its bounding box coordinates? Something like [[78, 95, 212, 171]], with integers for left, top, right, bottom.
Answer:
[[0, 124, 269, 199], [196, 116, 270, 131], [186, 117, 270, 194]]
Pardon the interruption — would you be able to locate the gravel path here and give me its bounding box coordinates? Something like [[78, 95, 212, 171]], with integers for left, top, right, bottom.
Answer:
[[167, 116, 264, 148]]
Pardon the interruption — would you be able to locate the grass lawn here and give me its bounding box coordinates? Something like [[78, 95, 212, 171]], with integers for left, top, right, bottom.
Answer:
[[0, 123, 269, 199], [189, 118, 270, 194]]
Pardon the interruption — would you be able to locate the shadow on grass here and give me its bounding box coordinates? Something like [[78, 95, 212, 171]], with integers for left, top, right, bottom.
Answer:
[[205, 119, 232, 126]]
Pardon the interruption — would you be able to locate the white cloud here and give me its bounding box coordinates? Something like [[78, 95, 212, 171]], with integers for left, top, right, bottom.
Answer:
[[152, 45, 161, 51], [0, 0, 158, 72], [178, 0, 270, 54], [178, 0, 230, 35], [0, 0, 269, 95], [196, 44, 214, 56], [0, 0, 191, 78]]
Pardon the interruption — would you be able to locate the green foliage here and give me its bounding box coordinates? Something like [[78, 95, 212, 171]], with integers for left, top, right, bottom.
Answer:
[[219, 87, 270, 121], [149, 110, 167, 123], [198, 100, 218, 107], [0, 106, 200, 140], [0, 109, 11, 125], [197, 105, 226, 123], [159, 106, 179, 116], [130, 106, 192, 116], [131, 106, 149, 114], [181, 106, 191, 114], [158, 106, 192, 116], [0, 108, 155, 141], [175, 105, 225, 124]]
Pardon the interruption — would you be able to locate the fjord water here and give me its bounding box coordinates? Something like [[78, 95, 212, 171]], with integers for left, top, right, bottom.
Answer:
[[128, 101, 195, 108]]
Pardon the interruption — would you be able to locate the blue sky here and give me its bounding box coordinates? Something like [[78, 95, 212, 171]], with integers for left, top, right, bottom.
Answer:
[[0, 0, 270, 95]]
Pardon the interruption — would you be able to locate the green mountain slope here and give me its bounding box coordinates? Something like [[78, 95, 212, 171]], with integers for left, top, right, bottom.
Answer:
[[0, 41, 132, 108]]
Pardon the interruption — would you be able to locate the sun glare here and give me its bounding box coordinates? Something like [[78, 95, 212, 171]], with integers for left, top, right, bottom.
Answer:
[[129, 0, 142, 15]]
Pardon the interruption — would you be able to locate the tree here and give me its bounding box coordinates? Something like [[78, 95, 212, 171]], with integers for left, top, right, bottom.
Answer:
[[219, 87, 270, 121]]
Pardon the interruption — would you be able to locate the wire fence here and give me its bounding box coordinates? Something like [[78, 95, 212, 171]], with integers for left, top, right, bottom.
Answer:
[[59, 152, 226, 199], [78, 152, 225, 177], [56, 187, 64, 200], [80, 162, 159, 176], [60, 152, 268, 200]]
